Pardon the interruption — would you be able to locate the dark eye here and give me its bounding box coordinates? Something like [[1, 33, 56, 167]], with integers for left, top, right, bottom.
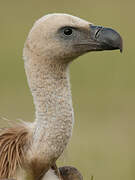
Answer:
[[64, 28, 73, 36]]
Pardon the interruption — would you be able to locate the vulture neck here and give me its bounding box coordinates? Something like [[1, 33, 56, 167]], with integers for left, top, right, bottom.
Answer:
[[24, 54, 74, 163]]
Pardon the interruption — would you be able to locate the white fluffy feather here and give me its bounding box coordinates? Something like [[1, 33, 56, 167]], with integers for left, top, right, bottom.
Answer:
[[41, 169, 59, 180]]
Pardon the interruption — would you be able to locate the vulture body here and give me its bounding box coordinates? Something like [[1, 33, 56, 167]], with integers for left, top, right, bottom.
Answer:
[[0, 13, 122, 180]]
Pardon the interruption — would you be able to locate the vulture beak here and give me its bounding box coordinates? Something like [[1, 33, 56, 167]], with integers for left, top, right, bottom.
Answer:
[[90, 25, 123, 52]]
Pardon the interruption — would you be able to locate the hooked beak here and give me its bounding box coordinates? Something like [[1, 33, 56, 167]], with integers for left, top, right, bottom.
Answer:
[[90, 25, 123, 52]]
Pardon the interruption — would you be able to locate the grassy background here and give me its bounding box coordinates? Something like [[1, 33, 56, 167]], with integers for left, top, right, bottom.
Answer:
[[0, 0, 135, 179]]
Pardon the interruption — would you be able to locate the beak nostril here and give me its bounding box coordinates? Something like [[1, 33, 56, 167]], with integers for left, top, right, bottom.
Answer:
[[95, 27, 103, 38]]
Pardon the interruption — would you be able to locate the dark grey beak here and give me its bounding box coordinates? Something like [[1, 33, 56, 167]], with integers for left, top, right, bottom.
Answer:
[[90, 25, 123, 52]]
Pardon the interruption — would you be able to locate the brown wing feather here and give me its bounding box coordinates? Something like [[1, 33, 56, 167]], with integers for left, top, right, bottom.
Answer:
[[0, 124, 30, 178]]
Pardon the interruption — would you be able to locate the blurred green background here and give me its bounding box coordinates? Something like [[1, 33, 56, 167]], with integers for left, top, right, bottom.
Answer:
[[0, 0, 135, 179]]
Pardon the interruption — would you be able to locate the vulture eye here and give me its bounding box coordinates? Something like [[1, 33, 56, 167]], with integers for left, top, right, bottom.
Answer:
[[64, 28, 73, 36]]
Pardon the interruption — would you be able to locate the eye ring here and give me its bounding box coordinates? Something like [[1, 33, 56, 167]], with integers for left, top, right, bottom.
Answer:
[[64, 28, 73, 36]]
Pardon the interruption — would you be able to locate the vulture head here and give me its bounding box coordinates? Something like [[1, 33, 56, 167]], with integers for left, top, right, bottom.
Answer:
[[24, 13, 123, 65]]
